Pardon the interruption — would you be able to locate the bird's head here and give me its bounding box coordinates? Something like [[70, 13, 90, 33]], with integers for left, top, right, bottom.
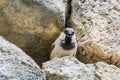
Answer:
[[59, 27, 77, 50], [63, 28, 74, 38], [59, 27, 76, 43]]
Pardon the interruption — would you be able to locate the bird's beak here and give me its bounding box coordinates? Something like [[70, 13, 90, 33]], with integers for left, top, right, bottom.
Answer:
[[66, 31, 72, 38], [67, 34, 72, 38]]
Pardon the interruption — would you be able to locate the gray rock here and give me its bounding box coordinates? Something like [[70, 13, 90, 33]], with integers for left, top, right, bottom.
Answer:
[[42, 56, 120, 80], [70, 0, 120, 67], [0, 36, 45, 80], [0, 0, 66, 66]]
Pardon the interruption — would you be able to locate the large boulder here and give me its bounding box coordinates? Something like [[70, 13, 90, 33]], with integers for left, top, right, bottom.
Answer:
[[42, 56, 120, 80], [70, 0, 120, 67], [0, 36, 45, 80], [0, 0, 66, 66]]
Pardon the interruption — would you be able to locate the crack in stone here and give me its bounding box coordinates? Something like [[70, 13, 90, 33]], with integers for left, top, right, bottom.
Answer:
[[65, 0, 72, 27]]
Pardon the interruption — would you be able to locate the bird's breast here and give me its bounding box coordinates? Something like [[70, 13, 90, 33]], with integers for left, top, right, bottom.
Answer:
[[60, 42, 76, 50]]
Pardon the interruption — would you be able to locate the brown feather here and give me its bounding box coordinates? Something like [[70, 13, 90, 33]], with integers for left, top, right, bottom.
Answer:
[[49, 43, 55, 60], [51, 43, 55, 50]]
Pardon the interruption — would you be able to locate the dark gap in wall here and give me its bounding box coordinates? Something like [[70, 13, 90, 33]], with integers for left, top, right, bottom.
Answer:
[[65, 0, 72, 28]]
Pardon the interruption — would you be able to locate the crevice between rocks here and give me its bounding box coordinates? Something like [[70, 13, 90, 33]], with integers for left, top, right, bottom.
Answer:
[[65, 0, 72, 27]]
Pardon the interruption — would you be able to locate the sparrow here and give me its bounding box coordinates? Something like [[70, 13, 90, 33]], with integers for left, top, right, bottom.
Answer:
[[50, 27, 77, 59]]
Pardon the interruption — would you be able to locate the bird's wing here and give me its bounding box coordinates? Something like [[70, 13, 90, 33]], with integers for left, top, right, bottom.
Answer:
[[51, 43, 55, 50], [51, 39, 59, 50]]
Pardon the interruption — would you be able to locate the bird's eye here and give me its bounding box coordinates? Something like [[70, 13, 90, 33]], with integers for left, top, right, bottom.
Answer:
[[72, 32, 74, 35]]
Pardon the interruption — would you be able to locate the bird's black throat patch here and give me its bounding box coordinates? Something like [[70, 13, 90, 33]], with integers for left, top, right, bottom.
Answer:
[[60, 37, 75, 50]]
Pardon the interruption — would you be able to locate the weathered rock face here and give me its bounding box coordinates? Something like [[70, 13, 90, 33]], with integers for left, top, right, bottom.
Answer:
[[0, 36, 45, 80], [0, 0, 67, 66], [42, 56, 120, 80], [70, 0, 120, 67]]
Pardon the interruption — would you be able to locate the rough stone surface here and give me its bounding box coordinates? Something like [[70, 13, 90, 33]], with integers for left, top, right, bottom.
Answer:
[[0, 0, 67, 66], [42, 56, 120, 80], [70, 0, 120, 67], [0, 36, 45, 80]]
